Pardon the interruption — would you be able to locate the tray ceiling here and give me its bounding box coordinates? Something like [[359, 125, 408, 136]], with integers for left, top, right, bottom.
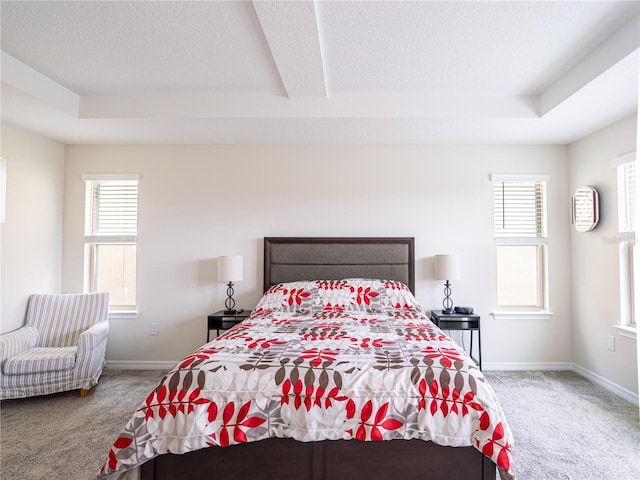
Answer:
[[1, 0, 638, 145]]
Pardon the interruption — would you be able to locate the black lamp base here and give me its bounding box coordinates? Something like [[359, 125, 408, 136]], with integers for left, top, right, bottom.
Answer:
[[224, 282, 237, 315], [442, 280, 454, 314]]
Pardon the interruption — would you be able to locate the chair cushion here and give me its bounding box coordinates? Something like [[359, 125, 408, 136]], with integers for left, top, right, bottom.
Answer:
[[3, 347, 77, 375]]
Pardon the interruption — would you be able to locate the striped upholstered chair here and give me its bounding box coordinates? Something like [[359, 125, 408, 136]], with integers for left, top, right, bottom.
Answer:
[[0, 292, 109, 400]]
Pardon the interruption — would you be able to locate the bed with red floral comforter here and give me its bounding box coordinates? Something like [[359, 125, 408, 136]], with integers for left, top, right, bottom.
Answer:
[[98, 279, 514, 480]]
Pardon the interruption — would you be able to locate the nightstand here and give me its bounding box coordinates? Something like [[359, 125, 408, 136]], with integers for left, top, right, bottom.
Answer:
[[207, 310, 251, 342], [430, 310, 482, 370]]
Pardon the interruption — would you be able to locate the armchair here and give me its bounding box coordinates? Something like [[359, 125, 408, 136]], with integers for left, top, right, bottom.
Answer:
[[0, 292, 109, 400]]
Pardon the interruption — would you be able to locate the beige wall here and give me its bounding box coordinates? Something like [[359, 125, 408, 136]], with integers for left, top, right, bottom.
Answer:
[[4, 121, 636, 398], [5, 122, 636, 398], [569, 114, 638, 394], [63, 144, 572, 366], [0, 123, 65, 332]]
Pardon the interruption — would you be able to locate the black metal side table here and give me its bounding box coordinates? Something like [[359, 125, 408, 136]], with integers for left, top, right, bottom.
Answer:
[[207, 309, 251, 342], [430, 310, 482, 370]]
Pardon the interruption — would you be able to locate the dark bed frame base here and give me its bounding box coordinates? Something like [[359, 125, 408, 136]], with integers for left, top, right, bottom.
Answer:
[[141, 438, 496, 480]]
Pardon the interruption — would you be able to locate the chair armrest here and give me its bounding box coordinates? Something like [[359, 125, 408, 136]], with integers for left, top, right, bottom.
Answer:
[[78, 321, 109, 354], [0, 326, 39, 363]]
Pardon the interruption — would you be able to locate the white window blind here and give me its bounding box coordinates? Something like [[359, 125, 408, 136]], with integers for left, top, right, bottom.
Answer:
[[84, 177, 139, 244], [614, 153, 635, 234], [492, 176, 548, 244]]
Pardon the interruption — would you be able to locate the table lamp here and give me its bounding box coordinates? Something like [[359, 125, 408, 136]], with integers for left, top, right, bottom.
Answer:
[[218, 255, 243, 314], [434, 254, 460, 314]]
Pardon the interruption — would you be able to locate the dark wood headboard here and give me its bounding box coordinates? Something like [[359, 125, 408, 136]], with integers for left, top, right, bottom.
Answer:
[[263, 237, 415, 294]]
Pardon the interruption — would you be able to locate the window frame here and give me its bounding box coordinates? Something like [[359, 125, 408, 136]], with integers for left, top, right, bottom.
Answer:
[[82, 173, 140, 317], [491, 174, 552, 320], [612, 152, 637, 337]]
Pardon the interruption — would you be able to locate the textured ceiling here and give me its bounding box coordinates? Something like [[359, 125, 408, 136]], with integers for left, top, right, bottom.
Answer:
[[1, 0, 639, 145]]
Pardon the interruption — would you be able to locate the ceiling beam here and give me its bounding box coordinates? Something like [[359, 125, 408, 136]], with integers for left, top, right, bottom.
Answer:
[[540, 13, 640, 116], [252, 0, 327, 98], [78, 92, 537, 119], [1, 52, 79, 116]]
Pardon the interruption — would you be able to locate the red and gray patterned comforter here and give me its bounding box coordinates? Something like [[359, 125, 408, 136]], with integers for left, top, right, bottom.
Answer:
[[98, 279, 514, 479]]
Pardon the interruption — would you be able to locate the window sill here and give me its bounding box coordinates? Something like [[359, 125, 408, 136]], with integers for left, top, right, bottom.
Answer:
[[613, 325, 637, 340], [491, 311, 554, 321], [109, 310, 138, 319]]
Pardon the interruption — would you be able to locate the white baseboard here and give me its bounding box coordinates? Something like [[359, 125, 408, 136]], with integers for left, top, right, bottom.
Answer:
[[571, 363, 639, 406], [483, 362, 573, 371], [106, 360, 179, 370], [484, 361, 639, 406]]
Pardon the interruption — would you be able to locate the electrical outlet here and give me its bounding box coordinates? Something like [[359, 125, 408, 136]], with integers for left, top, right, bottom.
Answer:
[[150, 322, 159, 335], [607, 335, 615, 351]]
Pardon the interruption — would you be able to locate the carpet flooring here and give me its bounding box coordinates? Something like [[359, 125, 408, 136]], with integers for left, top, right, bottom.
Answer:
[[485, 370, 639, 480], [0, 369, 638, 480]]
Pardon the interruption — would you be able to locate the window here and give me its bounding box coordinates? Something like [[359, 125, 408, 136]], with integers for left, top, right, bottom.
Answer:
[[83, 174, 139, 314], [613, 152, 636, 331], [491, 174, 550, 314], [0, 158, 6, 223]]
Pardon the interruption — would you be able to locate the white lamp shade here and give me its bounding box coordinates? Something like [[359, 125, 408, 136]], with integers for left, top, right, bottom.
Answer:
[[218, 255, 243, 282], [434, 254, 461, 281]]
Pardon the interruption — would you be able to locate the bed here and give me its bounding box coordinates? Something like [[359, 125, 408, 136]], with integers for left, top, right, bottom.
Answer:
[[99, 237, 513, 480]]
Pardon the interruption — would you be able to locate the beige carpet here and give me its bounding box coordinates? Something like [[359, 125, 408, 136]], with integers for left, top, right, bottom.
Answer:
[[485, 370, 639, 480], [0, 369, 165, 480], [0, 369, 638, 480]]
